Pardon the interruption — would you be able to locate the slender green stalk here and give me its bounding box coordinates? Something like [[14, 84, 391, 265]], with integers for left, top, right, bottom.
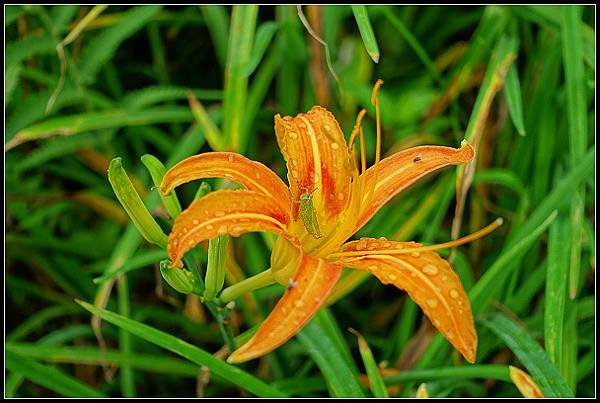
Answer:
[[219, 269, 276, 303]]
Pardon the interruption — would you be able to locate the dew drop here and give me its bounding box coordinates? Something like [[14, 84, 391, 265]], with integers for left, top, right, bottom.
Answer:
[[206, 225, 214, 230], [324, 124, 331, 131], [411, 252, 421, 258], [450, 289, 459, 299], [294, 300, 304, 308], [422, 264, 439, 276], [337, 192, 345, 200], [291, 169, 299, 178], [441, 275, 448, 282], [368, 265, 378, 270], [192, 219, 199, 225], [289, 131, 298, 139], [426, 298, 438, 308], [330, 142, 339, 150], [388, 274, 397, 281]]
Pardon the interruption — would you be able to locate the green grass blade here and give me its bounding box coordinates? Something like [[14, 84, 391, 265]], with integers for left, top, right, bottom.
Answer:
[[6, 343, 202, 378], [244, 21, 278, 77], [200, 5, 230, 70], [350, 329, 388, 397], [351, 6, 380, 63], [6, 107, 193, 150], [384, 364, 511, 384], [222, 5, 258, 151], [382, 7, 441, 82], [506, 148, 594, 247], [480, 313, 574, 397], [470, 210, 557, 313], [297, 310, 365, 397], [79, 5, 162, 84], [76, 300, 287, 397], [561, 5, 588, 299], [544, 215, 569, 369], [5, 350, 106, 397], [503, 63, 526, 135]]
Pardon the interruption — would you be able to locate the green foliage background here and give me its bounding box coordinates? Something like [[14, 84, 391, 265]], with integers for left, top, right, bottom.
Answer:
[[5, 5, 595, 397]]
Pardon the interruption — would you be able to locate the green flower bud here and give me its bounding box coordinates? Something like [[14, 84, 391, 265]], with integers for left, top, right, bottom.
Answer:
[[108, 157, 168, 248]]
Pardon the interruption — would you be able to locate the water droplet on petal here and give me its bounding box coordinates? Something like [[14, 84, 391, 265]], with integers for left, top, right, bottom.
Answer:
[[426, 298, 438, 308], [192, 219, 199, 225], [289, 131, 298, 139], [206, 224, 214, 230], [450, 289, 459, 299], [337, 192, 345, 200], [423, 264, 439, 276], [294, 300, 305, 308], [388, 274, 397, 281], [411, 252, 421, 258], [330, 142, 339, 150]]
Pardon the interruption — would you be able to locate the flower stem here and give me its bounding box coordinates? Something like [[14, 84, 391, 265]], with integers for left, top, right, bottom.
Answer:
[[219, 269, 276, 303]]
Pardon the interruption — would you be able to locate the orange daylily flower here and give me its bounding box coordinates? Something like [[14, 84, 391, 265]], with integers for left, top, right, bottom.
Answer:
[[160, 80, 480, 365]]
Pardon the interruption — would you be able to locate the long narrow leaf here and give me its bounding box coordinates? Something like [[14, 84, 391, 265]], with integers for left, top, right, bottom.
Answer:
[[76, 300, 287, 397], [480, 313, 573, 397]]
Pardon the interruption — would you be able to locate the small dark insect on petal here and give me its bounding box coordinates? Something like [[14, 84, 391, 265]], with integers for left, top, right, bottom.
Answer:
[[287, 279, 296, 290], [413, 156, 422, 162]]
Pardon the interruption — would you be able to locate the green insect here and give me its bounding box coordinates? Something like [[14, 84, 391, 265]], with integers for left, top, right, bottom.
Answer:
[[298, 189, 323, 239]]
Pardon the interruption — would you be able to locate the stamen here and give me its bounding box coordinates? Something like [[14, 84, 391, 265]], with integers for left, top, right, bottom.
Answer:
[[348, 109, 367, 150], [364, 79, 384, 206], [359, 127, 367, 174], [327, 218, 503, 260]]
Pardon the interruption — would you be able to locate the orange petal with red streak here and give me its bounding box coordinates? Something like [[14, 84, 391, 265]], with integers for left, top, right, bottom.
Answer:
[[355, 142, 474, 231], [228, 253, 343, 363], [160, 152, 291, 213], [274, 106, 351, 220], [168, 189, 295, 268], [336, 238, 477, 363]]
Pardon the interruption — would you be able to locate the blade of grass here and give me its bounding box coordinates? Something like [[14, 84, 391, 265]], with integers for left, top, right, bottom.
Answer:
[[480, 313, 574, 397], [5, 350, 106, 397], [561, 5, 588, 299], [76, 300, 287, 397], [6, 343, 202, 378], [297, 309, 365, 397], [470, 210, 557, 313], [200, 5, 229, 70], [503, 64, 526, 135], [385, 364, 512, 385], [6, 107, 193, 150], [222, 5, 258, 151], [351, 6, 380, 63], [544, 215, 569, 370], [382, 7, 441, 82], [244, 21, 278, 77], [349, 329, 388, 397]]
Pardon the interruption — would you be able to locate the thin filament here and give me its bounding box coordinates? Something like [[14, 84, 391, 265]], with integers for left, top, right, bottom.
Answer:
[[328, 218, 503, 260]]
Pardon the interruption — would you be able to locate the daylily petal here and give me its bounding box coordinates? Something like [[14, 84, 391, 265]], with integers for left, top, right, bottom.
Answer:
[[160, 152, 291, 213], [168, 189, 296, 268], [274, 106, 351, 220], [228, 252, 343, 363], [354, 142, 474, 232], [335, 238, 477, 363]]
